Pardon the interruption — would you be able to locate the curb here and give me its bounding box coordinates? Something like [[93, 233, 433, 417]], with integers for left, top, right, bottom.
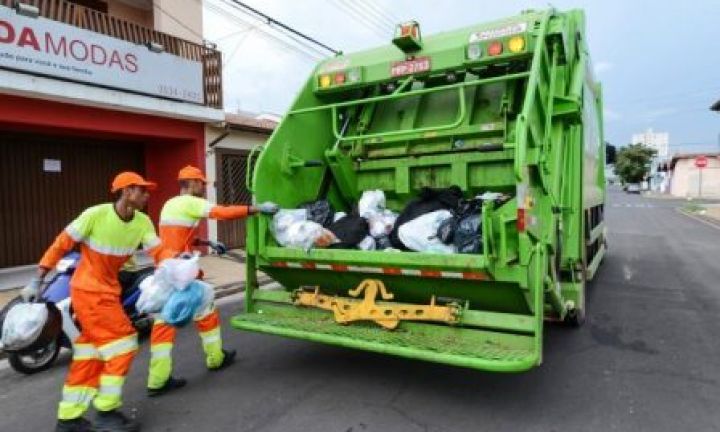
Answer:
[[676, 209, 720, 230]]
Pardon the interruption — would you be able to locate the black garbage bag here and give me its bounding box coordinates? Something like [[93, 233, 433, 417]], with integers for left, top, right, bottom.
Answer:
[[390, 185, 464, 249], [300, 200, 335, 227], [437, 217, 457, 244], [327, 215, 369, 249], [436, 196, 484, 251], [375, 236, 393, 250], [454, 214, 482, 254]]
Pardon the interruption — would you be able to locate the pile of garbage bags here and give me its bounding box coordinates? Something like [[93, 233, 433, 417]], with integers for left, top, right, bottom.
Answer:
[[271, 187, 510, 254], [136, 253, 214, 326]]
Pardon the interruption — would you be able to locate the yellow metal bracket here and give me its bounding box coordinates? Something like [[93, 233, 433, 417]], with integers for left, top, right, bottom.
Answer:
[[292, 279, 460, 330]]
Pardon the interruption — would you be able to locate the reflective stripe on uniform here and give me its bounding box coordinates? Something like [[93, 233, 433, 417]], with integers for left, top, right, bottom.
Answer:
[[84, 238, 137, 257], [199, 328, 221, 345], [97, 334, 138, 361], [72, 343, 99, 361], [57, 385, 97, 420], [94, 375, 125, 412], [150, 342, 173, 359], [65, 225, 85, 242], [98, 375, 125, 396], [159, 218, 199, 228], [143, 236, 161, 250]]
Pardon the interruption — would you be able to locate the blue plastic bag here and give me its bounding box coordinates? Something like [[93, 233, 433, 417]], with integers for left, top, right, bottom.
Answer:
[[161, 281, 204, 327]]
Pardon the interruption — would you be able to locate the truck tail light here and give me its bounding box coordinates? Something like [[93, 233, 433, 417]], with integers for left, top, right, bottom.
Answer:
[[319, 74, 331, 88], [334, 72, 346, 85], [488, 40, 503, 56], [517, 208, 526, 232], [508, 36, 525, 53]]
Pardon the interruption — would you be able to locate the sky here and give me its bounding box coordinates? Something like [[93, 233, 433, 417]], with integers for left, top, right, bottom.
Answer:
[[203, 0, 720, 154]]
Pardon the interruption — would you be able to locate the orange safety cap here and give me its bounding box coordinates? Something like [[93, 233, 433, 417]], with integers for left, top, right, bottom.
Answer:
[[111, 171, 158, 193], [177, 165, 207, 183]]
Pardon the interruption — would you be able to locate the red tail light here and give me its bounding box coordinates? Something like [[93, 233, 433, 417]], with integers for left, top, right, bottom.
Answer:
[[488, 40, 503, 56], [334, 72, 346, 85], [517, 208, 526, 232]]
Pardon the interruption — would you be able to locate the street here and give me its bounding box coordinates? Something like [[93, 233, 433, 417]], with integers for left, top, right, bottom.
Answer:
[[1, 188, 719, 432]]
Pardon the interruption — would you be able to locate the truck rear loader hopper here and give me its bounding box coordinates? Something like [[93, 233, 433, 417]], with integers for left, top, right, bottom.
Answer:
[[232, 8, 607, 372]]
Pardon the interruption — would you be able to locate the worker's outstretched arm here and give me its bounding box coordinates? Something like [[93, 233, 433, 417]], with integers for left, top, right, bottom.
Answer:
[[209, 202, 279, 219], [209, 205, 254, 220]]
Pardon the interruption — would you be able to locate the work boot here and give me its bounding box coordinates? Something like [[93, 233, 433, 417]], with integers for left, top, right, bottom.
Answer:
[[94, 410, 140, 432], [209, 349, 236, 372], [55, 417, 95, 432], [147, 376, 187, 398]]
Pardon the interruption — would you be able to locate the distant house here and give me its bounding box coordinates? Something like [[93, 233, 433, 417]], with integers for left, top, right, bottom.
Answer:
[[667, 153, 720, 198]]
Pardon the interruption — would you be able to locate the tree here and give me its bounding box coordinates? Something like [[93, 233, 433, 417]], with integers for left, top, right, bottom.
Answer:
[[614, 144, 656, 184], [605, 142, 617, 165]]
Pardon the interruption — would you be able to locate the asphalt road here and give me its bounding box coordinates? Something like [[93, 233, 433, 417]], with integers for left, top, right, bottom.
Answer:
[[2, 188, 719, 432]]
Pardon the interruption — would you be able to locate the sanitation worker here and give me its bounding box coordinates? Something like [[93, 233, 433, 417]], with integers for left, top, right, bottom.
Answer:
[[146, 165, 278, 397], [21, 171, 175, 432]]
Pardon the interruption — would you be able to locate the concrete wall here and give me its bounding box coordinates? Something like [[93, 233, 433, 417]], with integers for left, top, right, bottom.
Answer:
[[670, 158, 720, 198], [204, 126, 272, 241], [153, 0, 203, 43]]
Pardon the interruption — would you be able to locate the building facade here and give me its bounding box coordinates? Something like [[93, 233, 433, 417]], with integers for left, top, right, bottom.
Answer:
[[667, 154, 720, 198], [204, 113, 277, 249], [0, 0, 224, 267], [631, 128, 669, 159]]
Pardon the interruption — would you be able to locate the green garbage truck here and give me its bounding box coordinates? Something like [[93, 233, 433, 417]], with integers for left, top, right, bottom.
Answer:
[[232, 8, 606, 372]]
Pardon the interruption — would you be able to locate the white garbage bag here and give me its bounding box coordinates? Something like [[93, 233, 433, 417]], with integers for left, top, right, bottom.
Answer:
[[398, 210, 456, 254], [368, 209, 398, 238], [333, 211, 347, 222], [160, 253, 200, 290], [358, 236, 376, 251], [358, 190, 386, 218], [271, 209, 307, 246], [1, 303, 48, 351], [136, 273, 174, 314], [284, 220, 325, 251]]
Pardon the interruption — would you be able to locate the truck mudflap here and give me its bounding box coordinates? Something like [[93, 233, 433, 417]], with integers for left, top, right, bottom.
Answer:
[[231, 278, 542, 373]]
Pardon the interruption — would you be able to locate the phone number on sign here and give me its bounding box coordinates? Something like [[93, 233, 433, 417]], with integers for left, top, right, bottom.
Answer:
[[157, 84, 202, 103]]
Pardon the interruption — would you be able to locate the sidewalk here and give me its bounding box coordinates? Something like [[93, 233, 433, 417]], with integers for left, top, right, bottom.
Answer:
[[0, 250, 270, 308]]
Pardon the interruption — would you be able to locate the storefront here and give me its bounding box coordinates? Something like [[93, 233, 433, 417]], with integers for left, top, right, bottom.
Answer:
[[0, 1, 223, 267]]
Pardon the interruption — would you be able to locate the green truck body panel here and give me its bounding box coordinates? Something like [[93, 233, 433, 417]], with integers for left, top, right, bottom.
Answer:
[[233, 8, 606, 372]]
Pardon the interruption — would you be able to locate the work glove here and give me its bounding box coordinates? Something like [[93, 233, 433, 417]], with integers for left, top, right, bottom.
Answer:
[[208, 240, 228, 255], [257, 201, 280, 215], [20, 277, 43, 302]]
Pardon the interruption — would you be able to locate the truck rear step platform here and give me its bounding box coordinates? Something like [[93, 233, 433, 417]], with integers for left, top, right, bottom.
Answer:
[[232, 304, 539, 372]]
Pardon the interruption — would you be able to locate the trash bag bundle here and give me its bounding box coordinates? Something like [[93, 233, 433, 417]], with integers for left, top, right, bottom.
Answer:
[[160, 254, 201, 290], [398, 210, 456, 254], [272, 209, 339, 251], [136, 271, 174, 314], [390, 186, 463, 249], [327, 215, 369, 249], [301, 200, 335, 227], [1, 303, 48, 351], [161, 280, 206, 327]]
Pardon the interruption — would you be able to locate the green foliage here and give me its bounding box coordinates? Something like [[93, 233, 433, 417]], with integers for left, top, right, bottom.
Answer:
[[614, 144, 656, 184]]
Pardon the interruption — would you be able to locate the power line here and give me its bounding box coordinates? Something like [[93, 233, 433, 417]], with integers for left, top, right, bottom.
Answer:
[[329, 0, 388, 39], [210, 0, 329, 59], [219, 0, 340, 55], [350, 0, 396, 29], [364, 0, 403, 25], [205, 1, 324, 61]]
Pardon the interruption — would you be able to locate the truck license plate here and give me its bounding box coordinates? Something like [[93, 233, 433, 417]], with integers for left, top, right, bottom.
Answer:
[[390, 57, 431, 77]]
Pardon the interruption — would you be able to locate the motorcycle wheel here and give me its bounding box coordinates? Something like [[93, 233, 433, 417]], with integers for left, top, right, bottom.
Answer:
[[8, 338, 61, 375]]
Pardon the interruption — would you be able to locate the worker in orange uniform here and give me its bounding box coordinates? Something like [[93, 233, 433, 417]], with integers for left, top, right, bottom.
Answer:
[[146, 165, 278, 397], [21, 172, 175, 432]]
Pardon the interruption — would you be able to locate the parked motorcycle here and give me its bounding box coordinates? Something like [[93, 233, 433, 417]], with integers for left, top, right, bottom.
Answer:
[[0, 252, 153, 374]]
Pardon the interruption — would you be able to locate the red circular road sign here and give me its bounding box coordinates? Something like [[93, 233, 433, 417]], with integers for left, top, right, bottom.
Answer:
[[695, 156, 708, 168]]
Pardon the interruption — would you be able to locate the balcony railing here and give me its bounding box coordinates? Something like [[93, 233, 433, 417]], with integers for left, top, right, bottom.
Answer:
[[1, 0, 223, 108]]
